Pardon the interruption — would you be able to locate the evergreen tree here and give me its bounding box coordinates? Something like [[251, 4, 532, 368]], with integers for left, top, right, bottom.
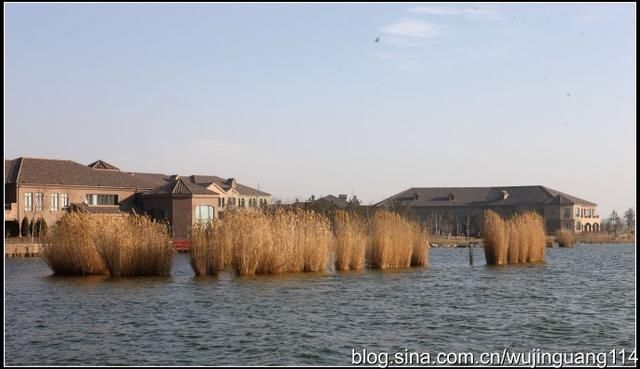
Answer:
[[21, 216, 30, 237]]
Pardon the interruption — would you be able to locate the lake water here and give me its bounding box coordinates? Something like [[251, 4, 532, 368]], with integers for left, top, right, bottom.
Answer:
[[5, 244, 636, 365]]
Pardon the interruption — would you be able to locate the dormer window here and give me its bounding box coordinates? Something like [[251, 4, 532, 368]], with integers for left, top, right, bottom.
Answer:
[[501, 190, 509, 200], [412, 192, 420, 200], [226, 178, 237, 189], [448, 192, 455, 201]]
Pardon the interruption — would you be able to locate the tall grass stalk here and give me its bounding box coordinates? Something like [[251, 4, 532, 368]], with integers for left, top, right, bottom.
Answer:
[[42, 213, 108, 276], [482, 210, 546, 265], [189, 208, 430, 276], [368, 211, 414, 269], [556, 229, 576, 248], [333, 211, 368, 271], [43, 213, 173, 276]]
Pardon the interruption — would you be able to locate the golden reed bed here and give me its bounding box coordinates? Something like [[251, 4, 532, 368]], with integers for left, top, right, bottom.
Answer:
[[190, 209, 430, 276], [482, 210, 546, 265], [42, 213, 174, 277]]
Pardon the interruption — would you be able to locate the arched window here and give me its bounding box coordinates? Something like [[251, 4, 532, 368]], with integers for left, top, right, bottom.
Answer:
[[195, 205, 215, 222]]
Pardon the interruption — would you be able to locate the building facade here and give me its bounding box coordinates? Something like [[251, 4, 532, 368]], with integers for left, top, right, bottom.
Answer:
[[376, 186, 599, 236], [4, 157, 271, 239]]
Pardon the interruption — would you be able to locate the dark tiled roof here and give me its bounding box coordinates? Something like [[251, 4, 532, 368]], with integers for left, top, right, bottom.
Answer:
[[189, 175, 270, 196], [5, 158, 21, 183], [143, 177, 217, 196], [377, 185, 596, 207], [88, 160, 120, 170], [5, 157, 163, 189], [541, 187, 596, 206], [5, 157, 271, 197], [130, 172, 171, 186]]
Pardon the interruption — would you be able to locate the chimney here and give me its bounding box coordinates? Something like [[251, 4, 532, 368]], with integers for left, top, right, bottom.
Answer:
[[170, 174, 180, 181], [338, 194, 348, 201]]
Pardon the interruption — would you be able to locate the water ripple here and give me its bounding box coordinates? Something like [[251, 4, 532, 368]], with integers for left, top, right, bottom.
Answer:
[[5, 244, 636, 365]]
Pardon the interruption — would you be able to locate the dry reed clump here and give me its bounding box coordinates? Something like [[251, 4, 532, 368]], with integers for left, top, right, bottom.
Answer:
[[190, 220, 234, 276], [231, 210, 273, 275], [368, 211, 418, 269], [296, 209, 333, 272], [333, 211, 368, 271], [43, 213, 173, 277], [191, 208, 333, 276], [482, 210, 546, 265], [410, 222, 430, 267], [556, 229, 576, 248], [188, 208, 429, 276], [42, 212, 108, 276]]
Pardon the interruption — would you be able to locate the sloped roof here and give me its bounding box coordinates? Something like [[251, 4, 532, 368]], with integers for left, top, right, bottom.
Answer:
[[5, 157, 271, 197], [143, 177, 217, 196], [88, 160, 120, 170], [377, 185, 596, 207], [5, 158, 21, 183], [189, 175, 270, 196], [4, 157, 163, 189], [541, 186, 596, 206]]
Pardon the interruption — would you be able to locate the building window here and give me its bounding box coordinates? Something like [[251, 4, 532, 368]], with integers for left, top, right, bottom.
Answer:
[[229, 198, 236, 207], [195, 205, 214, 222], [86, 194, 118, 206], [562, 207, 572, 219], [576, 222, 582, 232], [60, 193, 69, 209], [575, 207, 580, 217], [24, 193, 32, 211], [240, 198, 245, 207], [35, 193, 44, 211], [51, 193, 59, 211]]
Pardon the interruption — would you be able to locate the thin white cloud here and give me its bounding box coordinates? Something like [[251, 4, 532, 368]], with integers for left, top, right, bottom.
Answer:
[[409, 6, 500, 20], [380, 18, 439, 39]]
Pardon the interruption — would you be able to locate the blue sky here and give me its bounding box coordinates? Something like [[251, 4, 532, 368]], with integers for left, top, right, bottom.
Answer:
[[4, 3, 636, 215]]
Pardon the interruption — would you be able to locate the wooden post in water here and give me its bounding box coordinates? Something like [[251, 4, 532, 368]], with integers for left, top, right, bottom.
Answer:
[[469, 245, 474, 265]]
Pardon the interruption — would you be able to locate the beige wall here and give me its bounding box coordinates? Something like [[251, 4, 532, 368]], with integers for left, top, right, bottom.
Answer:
[[543, 204, 599, 233], [13, 184, 139, 229]]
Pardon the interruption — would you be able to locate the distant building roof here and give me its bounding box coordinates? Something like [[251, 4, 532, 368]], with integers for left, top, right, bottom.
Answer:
[[189, 175, 270, 196], [376, 185, 596, 207], [87, 160, 120, 170], [4, 157, 271, 198], [143, 176, 218, 196], [316, 194, 350, 208], [4, 157, 162, 189]]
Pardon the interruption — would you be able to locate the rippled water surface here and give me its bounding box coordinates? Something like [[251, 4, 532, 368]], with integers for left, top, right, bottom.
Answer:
[[5, 244, 636, 365]]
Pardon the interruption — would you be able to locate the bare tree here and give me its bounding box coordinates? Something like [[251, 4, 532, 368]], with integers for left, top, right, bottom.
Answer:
[[607, 209, 621, 234], [624, 208, 635, 232]]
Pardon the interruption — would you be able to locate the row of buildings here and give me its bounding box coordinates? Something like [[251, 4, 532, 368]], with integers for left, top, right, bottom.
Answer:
[[4, 156, 600, 239], [4, 157, 271, 239]]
